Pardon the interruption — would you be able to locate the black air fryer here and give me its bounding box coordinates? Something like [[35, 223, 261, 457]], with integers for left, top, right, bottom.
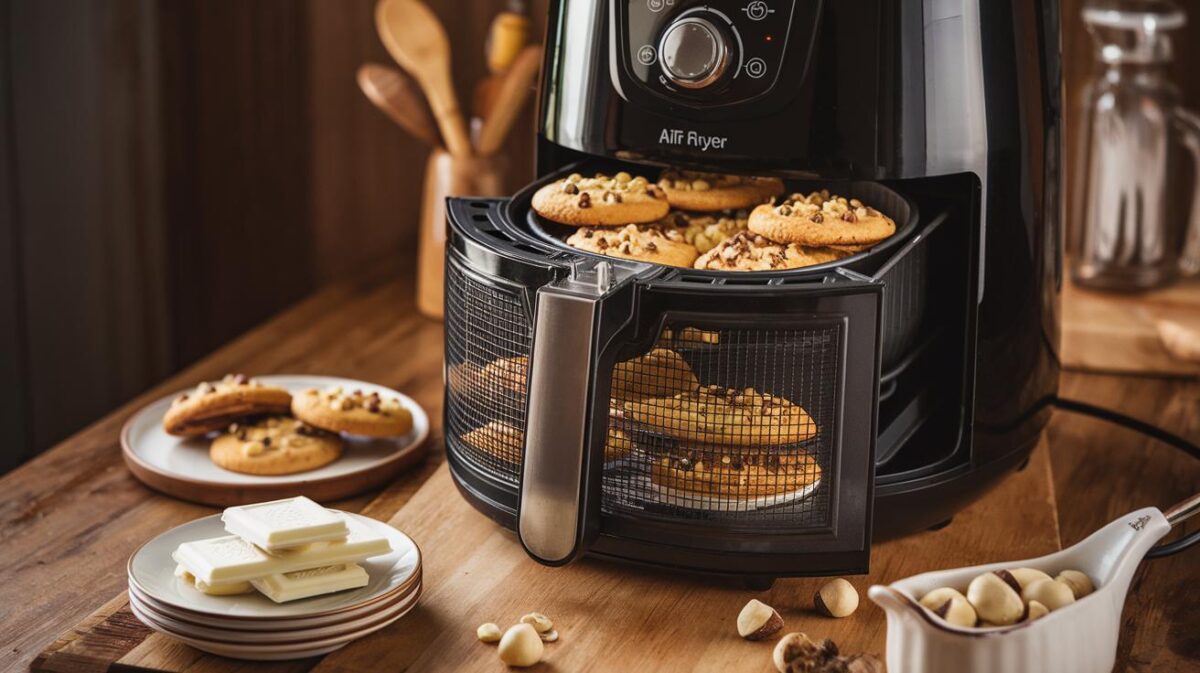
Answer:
[[442, 0, 1062, 580]]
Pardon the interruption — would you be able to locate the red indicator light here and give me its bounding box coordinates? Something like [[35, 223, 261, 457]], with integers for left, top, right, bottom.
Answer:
[[765, 34, 773, 42]]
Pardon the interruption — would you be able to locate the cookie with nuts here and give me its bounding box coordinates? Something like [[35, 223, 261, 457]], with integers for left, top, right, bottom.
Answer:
[[693, 231, 848, 271], [209, 416, 343, 475], [462, 420, 636, 465], [660, 210, 750, 254], [532, 171, 669, 226], [649, 445, 822, 498], [610, 347, 700, 403], [748, 190, 897, 246], [162, 374, 293, 437], [565, 223, 699, 268], [624, 384, 818, 446], [656, 170, 784, 212], [481, 355, 529, 395], [291, 386, 414, 437]]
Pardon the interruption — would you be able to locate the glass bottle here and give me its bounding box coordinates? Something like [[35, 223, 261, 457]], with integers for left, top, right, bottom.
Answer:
[[1071, 0, 1200, 290]]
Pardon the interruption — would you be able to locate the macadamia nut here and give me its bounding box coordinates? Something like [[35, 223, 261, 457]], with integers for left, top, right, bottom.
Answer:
[[498, 623, 544, 667], [814, 578, 859, 618], [519, 612, 554, 633], [1009, 567, 1053, 591], [919, 587, 978, 627], [1055, 569, 1095, 599], [477, 622, 502, 643], [737, 599, 784, 640], [1022, 578, 1076, 612], [966, 571, 1024, 625]]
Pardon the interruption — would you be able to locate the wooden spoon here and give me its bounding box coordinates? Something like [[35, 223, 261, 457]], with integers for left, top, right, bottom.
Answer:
[[476, 45, 542, 156], [375, 0, 472, 157], [357, 63, 441, 148]]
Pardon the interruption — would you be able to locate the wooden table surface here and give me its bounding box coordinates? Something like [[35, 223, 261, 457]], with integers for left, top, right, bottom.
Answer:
[[2, 267, 1198, 672]]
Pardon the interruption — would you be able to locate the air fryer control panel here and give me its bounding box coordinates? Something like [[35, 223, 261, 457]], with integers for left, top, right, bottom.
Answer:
[[618, 0, 819, 107]]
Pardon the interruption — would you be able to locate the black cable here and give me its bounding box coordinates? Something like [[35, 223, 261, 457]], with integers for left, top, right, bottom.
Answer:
[[1053, 396, 1200, 558]]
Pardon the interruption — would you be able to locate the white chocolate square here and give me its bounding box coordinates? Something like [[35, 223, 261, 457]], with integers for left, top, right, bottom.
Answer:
[[221, 496, 348, 552], [174, 564, 254, 596], [173, 515, 390, 584], [250, 563, 370, 603]]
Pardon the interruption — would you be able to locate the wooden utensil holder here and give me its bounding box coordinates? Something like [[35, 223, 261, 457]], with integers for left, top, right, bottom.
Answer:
[[417, 149, 506, 319]]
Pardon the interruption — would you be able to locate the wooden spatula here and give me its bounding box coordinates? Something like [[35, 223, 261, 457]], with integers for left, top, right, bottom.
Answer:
[[357, 63, 441, 148], [476, 45, 542, 156], [375, 0, 472, 157]]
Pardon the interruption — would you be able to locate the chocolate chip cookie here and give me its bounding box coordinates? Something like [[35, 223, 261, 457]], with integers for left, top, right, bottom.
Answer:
[[481, 355, 528, 395], [657, 170, 784, 212], [532, 171, 669, 226], [292, 386, 414, 437], [566, 223, 699, 268], [461, 421, 634, 464], [623, 384, 817, 447], [209, 416, 343, 476], [693, 231, 848, 271], [748, 190, 896, 246], [163, 374, 293, 437], [649, 446, 822, 498]]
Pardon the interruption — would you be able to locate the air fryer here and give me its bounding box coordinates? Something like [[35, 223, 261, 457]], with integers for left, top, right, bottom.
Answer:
[[441, 0, 1062, 580]]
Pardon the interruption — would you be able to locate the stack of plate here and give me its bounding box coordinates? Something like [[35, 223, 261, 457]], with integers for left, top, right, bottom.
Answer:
[[126, 512, 421, 660]]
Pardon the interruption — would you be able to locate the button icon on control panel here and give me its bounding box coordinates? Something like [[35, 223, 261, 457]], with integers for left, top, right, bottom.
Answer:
[[745, 57, 768, 79], [742, 1, 774, 21], [647, 0, 666, 12], [637, 45, 658, 66]]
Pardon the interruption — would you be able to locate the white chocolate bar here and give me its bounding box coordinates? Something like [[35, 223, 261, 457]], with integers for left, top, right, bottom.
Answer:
[[173, 515, 391, 584], [221, 496, 348, 552], [250, 563, 369, 603], [174, 564, 255, 596]]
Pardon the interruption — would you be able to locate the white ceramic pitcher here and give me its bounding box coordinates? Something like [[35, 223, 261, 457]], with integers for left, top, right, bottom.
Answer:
[[868, 494, 1198, 673]]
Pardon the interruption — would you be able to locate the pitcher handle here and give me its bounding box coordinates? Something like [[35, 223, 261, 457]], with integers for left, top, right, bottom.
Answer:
[[1173, 108, 1200, 276]]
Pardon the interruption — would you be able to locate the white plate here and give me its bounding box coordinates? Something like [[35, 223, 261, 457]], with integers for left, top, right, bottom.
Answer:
[[128, 581, 420, 644], [128, 594, 418, 660], [121, 375, 430, 505], [127, 577, 418, 631], [129, 512, 420, 619]]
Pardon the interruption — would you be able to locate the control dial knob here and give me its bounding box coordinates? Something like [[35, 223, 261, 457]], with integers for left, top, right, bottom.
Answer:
[[657, 15, 732, 90]]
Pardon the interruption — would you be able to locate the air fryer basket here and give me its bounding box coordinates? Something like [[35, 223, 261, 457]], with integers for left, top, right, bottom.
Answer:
[[507, 164, 925, 370]]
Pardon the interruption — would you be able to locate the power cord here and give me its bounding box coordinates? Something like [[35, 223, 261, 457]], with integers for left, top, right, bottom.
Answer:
[[1053, 396, 1200, 559]]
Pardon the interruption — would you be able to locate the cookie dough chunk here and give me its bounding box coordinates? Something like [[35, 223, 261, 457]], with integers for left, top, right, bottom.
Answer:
[[532, 172, 669, 226], [209, 416, 343, 476], [566, 223, 699, 268], [748, 190, 896, 246], [661, 210, 750, 254], [624, 384, 817, 446], [657, 171, 784, 212], [292, 386, 414, 437], [694, 231, 847, 271], [610, 348, 700, 403], [650, 447, 821, 497], [163, 374, 293, 437]]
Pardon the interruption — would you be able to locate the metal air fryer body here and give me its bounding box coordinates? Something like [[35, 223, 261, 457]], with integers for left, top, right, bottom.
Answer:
[[443, 0, 1062, 579]]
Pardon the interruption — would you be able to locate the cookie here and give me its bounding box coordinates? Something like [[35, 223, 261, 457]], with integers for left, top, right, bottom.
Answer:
[[656, 171, 784, 211], [481, 355, 528, 395], [660, 210, 750, 254], [747, 190, 896, 246], [610, 348, 699, 403], [649, 446, 822, 497], [623, 384, 817, 446], [566, 223, 699, 268], [292, 386, 414, 437], [462, 421, 634, 465], [209, 416, 343, 476], [659, 325, 720, 345], [532, 171, 669, 226], [163, 374, 293, 437], [693, 231, 848, 271]]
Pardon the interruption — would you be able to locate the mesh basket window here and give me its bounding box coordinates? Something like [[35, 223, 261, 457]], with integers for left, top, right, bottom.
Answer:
[[603, 322, 840, 529], [444, 260, 532, 484]]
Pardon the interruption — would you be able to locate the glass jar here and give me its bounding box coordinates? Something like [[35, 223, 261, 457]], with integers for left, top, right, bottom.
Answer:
[[1071, 0, 1200, 290]]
